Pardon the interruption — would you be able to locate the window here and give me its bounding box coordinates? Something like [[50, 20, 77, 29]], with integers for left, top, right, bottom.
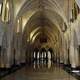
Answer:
[[2, 0, 10, 23], [70, 1, 80, 22], [17, 19, 20, 33], [16, 17, 22, 33], [0, 3, 2, 15], [74, 2, 79, 19]]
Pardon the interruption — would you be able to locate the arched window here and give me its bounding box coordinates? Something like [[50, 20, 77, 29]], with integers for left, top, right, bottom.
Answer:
[[17, 19, 20, 33], [74, 1, 79, 19], [2, 0, 10, 23], [37, 51, 39, 59], [44, 52, 46, 58], [0, 3, 2, 16], [71, 0, 80, 21], [48, 51, 51, 60]]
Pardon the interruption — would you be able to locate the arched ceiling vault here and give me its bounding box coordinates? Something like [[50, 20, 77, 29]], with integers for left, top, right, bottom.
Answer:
[[21, 10, 62, 45], [15, 0, 68, 26], [31, 31, 52, 43], [14, 0, 68, 49], [31, 31, 59, 50], [23, 23, 59, 45], [30, 24, 59, 41], [31, 30, 55, 44], [14, 0, 68, 30], [29, 23, 60, 46], [22, 10, 63, 39]]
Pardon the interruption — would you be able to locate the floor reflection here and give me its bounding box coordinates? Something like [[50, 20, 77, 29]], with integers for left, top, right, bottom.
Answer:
[[47, 60, 51, 69], [2, 60, 78, 80], [33, 59, 52, 70]]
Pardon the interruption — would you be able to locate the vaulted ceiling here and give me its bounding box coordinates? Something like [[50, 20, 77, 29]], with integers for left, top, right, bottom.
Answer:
[[12, 0, 71, 48]]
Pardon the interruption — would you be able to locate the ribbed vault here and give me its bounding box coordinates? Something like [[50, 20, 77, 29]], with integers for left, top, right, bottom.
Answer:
[[14, 0, 68, 56], [1, 0, 80, 69]]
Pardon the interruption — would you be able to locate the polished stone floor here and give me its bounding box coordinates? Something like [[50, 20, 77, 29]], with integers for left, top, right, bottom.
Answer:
[[1, 60, 78, 80]]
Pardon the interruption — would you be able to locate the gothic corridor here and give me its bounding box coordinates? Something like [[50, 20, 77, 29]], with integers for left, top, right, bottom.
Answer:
[[0, 0, 80, 80]]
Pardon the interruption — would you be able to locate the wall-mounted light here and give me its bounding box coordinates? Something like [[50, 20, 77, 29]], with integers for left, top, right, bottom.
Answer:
[[0, 3, 2, 16]]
